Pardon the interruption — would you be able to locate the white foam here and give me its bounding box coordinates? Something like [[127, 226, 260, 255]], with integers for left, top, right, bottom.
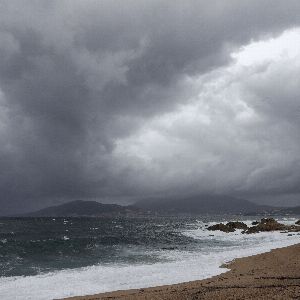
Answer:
[[0, 220, 299, 300]]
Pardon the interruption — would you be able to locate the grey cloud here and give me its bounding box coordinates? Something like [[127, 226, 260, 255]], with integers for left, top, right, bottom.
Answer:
[[111, 42, 300, 204], [0, 0, 300, 214]]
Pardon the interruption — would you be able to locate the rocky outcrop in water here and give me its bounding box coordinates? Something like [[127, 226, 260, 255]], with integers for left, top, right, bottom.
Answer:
[[296, 220, 300, 225], [207, 218, 300, 234], [243, 218, 300, 234], [226, 221, 248, 230], [207, 223, 235, 232], [207, 221, 247, 232]]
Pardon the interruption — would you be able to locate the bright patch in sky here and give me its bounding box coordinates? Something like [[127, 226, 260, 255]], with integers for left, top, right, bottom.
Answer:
[[232, 28, 300, 66]]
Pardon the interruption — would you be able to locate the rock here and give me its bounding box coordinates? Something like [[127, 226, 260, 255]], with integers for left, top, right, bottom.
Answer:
[[243, 226, 259, 234], [210, 218, 300, 234], [260, 218, 276, 224], [244, 218, 287, 234], [296, 220, 300, 225], [207, 223, 235, 232], [288, 225, 300, 232], [226, 221, 248, 230]]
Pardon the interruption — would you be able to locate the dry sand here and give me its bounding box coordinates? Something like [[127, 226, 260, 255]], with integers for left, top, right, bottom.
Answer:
[[63, 243, 300, 300]]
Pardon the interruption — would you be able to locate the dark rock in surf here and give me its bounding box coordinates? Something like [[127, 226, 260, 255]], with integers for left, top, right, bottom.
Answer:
[[226, 221, 248, 230], [244, 218, 288, 234], [207, 223, 235, 233]]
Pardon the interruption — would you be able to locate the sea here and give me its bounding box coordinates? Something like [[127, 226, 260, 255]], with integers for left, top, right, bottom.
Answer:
[[0, 215, 299, 300]]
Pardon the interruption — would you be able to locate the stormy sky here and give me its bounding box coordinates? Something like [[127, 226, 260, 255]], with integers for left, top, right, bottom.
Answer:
[[0, 1, 300, 214]]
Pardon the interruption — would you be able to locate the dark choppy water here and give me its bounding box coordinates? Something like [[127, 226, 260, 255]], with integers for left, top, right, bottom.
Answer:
[[0, 216, 211, 277]]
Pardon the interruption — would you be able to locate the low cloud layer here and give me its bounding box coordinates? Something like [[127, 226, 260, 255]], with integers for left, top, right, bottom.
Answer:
[[0, 1, 300, 214]]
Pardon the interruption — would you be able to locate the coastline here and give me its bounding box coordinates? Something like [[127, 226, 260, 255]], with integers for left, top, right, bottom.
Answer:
[[63, 243, 300, 300]]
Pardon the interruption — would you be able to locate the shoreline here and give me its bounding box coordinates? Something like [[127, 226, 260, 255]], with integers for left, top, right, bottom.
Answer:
[[63, 243, 300, 300]]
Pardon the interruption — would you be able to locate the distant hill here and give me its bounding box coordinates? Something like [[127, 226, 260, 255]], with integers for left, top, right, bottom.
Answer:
[[134, 195, 271, 215], [22, 200, 140, 217], [18, 197, 300, 217], [271, 206, 300, 215]]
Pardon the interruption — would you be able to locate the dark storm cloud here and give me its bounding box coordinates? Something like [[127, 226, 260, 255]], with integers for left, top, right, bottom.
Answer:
[[0, 0, 300, 214]]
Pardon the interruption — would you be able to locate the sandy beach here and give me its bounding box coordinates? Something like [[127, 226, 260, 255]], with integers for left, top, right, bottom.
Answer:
[[64, 243, 300, 300]]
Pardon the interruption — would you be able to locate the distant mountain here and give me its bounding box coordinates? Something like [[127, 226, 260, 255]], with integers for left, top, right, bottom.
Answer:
[[18, 198, 300, 217], [134, 195, 271, 215], [22, 200, 141, 217], [268, 206, 300, 215]]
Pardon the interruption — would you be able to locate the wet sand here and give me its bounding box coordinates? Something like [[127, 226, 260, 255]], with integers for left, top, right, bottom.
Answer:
[[63, 243, 300, 300]]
